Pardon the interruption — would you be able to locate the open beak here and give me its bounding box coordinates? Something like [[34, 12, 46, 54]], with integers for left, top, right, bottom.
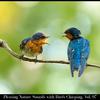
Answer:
[[62, 35, 67, 37], [43, 37, 49, 44], [45, 36, 49, 38]]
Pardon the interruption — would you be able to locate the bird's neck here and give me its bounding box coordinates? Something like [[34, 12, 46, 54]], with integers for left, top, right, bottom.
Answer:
[[71, 36, 82, 41]]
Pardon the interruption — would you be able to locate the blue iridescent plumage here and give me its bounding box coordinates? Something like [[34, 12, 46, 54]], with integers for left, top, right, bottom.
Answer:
[[68, 37, 90, 77], [32, 32, 48, 40], [64, 27, 90, 77], [20, 37, 31, 50]]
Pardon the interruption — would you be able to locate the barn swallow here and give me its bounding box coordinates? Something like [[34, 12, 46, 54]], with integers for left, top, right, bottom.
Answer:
[[20, 32, 48, 62], [64, 27, 90, 77]]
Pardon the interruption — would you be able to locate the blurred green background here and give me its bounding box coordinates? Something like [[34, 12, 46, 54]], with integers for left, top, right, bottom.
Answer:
[[0, 1, 100, 94]]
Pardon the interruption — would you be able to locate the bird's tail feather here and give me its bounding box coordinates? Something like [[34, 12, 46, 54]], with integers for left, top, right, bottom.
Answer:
[[78, 61, 87, 77]]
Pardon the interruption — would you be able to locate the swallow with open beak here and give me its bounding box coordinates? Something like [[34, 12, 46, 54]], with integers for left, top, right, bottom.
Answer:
[[20, 32, 49, 62]]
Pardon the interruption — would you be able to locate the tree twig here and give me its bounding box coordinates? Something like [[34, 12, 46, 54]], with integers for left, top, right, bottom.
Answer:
[[0, 39, 100, 68]]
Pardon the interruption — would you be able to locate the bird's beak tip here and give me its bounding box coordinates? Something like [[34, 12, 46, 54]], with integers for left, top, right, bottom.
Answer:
[[46, 36, 49, 38], [62, 35, 66, 37]]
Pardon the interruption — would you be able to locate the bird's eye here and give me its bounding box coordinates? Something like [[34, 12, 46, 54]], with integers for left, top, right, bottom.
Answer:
[[24, 41, 26, 43], [22, 41, 26, 45]]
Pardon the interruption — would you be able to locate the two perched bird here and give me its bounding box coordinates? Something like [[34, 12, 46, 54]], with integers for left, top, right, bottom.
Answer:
[[20, 27, 90, 77]]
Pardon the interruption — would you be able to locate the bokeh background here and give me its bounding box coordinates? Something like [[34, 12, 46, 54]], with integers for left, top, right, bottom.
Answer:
[[0, 1, 100, 94]]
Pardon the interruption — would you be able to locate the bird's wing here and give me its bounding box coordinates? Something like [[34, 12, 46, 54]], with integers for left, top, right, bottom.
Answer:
[[81, 39, 90, 60], [79, 39, 90, 77], [67, 42, 79, 77]]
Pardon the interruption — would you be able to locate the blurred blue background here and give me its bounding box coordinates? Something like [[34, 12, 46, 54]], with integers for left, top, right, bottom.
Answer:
[[0, 1, 100, 94]]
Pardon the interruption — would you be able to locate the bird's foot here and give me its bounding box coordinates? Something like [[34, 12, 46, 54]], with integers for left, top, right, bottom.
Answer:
[[19, 54, 24, 59], [34, 58, 38, 64], [34, 56, 38, 64]]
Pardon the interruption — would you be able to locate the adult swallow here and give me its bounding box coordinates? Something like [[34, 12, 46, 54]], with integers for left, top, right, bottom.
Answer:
[[64, 27, 90, 77]]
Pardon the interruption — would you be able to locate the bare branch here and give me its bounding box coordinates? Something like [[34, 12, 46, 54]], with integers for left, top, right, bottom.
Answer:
[[0, 39, 100, 68]]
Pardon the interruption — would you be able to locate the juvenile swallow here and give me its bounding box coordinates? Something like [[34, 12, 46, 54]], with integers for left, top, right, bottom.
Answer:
[[20, 32, 48, 62]]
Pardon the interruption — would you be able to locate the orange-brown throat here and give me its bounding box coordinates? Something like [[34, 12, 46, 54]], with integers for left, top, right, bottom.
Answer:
[[65, 33, 73, 40]]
